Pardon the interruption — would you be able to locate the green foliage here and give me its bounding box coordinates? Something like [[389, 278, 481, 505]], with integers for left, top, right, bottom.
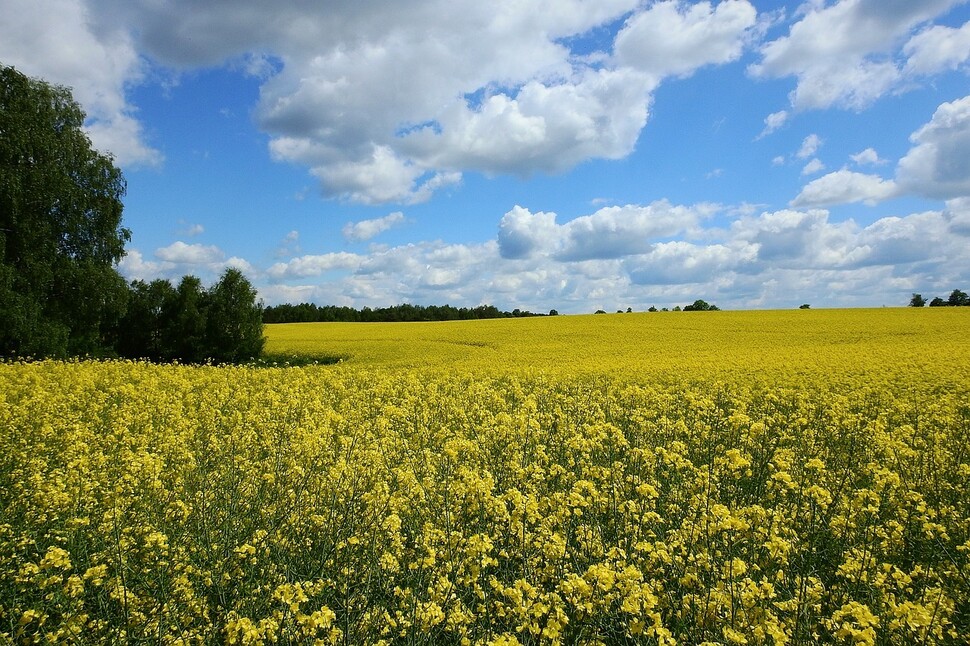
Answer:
[[205, 268, 266, 363], [947, 289, 969, 306], [909, 293, 926, 307], [0, 65, 129, 357], [115, 279, 176, 360], [683, 299, 720, 311], [926, 289, 969, 307], [116, 269, 265, 363], [263, 301, 546, 323]]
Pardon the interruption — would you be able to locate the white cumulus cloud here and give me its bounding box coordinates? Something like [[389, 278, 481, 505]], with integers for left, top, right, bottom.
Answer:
[[247, 200, 970, 312], [791, 170, 900, 207], [758, 110, 789, 138], [155, 241, 225, 264], [801, 158, 825, 175], [267, 252, 363, 280], [613, 0, 758, 79], [750, 0, 963, 111], [61, 0, 757, 204], [896, 94, 970, 199], [342, 212, 407, 242], [850, 147, 887, 166], [797, 133, 822, 159], [497, 200, 711, 261], [0, 0, 162, 167], [903, 21, 970, 76]]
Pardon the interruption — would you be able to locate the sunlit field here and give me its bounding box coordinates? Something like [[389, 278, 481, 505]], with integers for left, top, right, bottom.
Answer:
[[265, 308, 970, 379], [3, 309, 970, 644]]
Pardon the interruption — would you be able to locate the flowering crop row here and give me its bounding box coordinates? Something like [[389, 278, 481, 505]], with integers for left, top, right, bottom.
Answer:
[[3, 310, 970, 643], [2, 341, 969, 644]]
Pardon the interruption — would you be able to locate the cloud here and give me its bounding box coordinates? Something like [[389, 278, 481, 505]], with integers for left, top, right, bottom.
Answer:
[[154, 241, 225, 264], [613, 0, 758, 78], [946, 197, 970, 235], [750, 0, 963, 110], [117, 249, 167, 282], [555, 202, 710, 261], [399, 66, 656, 177], [850, 147, 887, 166], [732, 206, 962, 272], [497, 206, 561, 259], [342, 212, 407, 242], [267, 252, 363, 280], [797, 133, 822, 159], [791, 170, 900, 207], [240, 196, 970, 312], [497, 200, 710, 261], [896, 94, 970, 199], [66, 0, 757, 204], [298, 146, 461, 206], [758, 109, 789, 138], [903, 21, 970, 76], [734, 208, 860, 267], [224, 257, 258, 276], [0, 0, 162, 167], [177, 222, 205, 237], [801, 158, 825, 175], [120, 242, 252, 283], [626, 241, 755, 285], [274, 230, 301, 258]]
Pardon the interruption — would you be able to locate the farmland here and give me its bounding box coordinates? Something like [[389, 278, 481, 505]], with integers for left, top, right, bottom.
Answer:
[[2, 308, 970, 644]]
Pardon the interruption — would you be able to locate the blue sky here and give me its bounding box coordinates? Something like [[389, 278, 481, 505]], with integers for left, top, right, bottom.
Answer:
[[2, 0, 970, 312]]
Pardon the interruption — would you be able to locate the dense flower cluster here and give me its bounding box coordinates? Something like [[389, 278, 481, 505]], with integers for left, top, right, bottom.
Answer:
[[2, 310, 969, 643]]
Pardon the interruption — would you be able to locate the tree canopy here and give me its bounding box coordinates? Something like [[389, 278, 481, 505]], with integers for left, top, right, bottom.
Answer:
[[0, 65, 129, 357], [262, 302, 546, 323], [1, 65, 265, 363], [117, 269, 265, 363], [914, 289, 970, 307], [683, 299, 720, 311]]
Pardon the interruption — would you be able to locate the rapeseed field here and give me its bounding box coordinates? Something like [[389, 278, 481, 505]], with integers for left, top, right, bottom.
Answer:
[[2, 309, 969, 644]]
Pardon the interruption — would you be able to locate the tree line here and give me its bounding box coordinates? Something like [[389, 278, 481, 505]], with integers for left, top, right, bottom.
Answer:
[[1, 64, 264, 363], [263, 302, 549, 324], [909, 290, 970, 307], [115, 270, 265, 363]]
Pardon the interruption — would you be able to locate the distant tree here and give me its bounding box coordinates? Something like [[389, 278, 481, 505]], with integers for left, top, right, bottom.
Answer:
[[204, 268, 266, 363], [908, 293, 926, 307], [929, 297, 946, 307], [115, 271, 265, 363], [115, 279, 176, 360], [0, 65, 129, 357], [947, 289, 969, 307], [672, 306, 682, 312], [594, 309, 607, 314], [161, 275, 208, 362], [683, 300, 719, 311], [799, 303, 811, 309], [648, 306, 658, 312], [661, 308, 669, 312], [626, 307, 633, 313], [549, 309, 559, 316]]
